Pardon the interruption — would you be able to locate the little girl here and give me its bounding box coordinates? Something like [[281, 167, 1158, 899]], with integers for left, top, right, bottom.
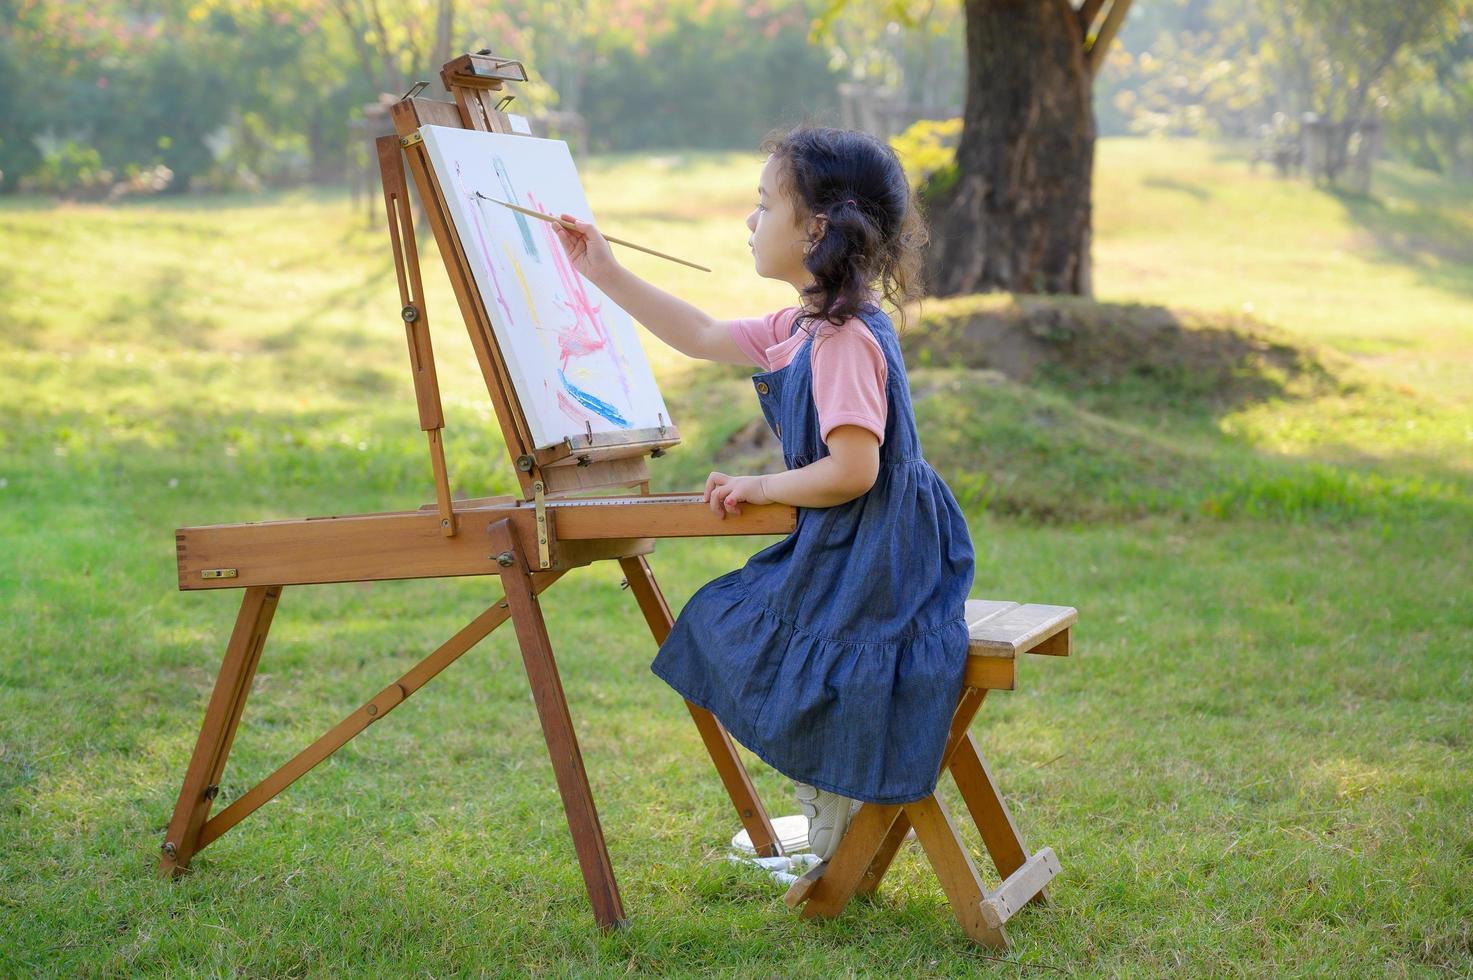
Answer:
[[554, 126, 975, 861]]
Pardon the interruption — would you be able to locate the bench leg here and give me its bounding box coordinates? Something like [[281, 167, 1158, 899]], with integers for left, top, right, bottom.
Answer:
[[791, 803, 904, 918], [951, 731, 1048, 907], [905, 793, 1008, 949], [855, 686, 990, 896], [783, 683, 1058, 948]]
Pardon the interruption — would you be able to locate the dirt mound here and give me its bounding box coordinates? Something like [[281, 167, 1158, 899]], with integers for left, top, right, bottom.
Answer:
[[897, 294, 1346, 408]]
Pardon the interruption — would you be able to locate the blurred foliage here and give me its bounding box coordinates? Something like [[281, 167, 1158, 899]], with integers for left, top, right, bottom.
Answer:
[[1386, 22, 1473, 176], [1097, 0, 1473, 176], [887, 116, 961, 192], [0, 0, 969, 195]]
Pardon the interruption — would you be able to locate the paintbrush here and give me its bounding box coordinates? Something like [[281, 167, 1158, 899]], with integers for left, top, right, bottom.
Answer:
[[475, 192, 712, 273]]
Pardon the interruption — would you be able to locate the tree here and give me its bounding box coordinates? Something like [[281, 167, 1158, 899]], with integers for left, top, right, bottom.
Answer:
[[818, 0, 1135, 298]]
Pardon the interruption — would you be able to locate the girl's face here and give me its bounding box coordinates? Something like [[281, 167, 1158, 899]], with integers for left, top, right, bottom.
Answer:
[[746, 154, 825, 293]]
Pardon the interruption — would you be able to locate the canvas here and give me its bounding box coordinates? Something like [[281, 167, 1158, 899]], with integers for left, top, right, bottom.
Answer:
[[419, 124, 674, 450]]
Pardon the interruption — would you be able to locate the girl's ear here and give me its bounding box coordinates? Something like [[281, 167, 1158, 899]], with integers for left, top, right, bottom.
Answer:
[[806, 213, 828, 246]]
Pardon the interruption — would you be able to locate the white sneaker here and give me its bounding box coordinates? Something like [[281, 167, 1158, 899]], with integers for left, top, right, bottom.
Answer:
[[793, 780, 857, 861]]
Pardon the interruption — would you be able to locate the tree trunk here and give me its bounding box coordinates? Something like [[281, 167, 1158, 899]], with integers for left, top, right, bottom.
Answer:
[[925, 0, 1094, 297]]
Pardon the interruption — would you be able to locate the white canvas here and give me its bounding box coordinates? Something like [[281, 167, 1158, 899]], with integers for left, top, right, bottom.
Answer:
[[418, 124, 674, 451]]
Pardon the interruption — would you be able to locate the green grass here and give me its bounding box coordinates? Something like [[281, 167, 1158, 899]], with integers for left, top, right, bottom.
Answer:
[[2, 138, 1471, 974]]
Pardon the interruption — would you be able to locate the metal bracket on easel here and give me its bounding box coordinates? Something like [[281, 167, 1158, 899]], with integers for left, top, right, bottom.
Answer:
[[533, 480, 550, 569]]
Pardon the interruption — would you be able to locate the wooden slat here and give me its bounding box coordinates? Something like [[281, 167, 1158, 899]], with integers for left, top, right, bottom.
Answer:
[[177, 507, 540, 589], [541, 456, 651, 494], [176, 496, 794, 590], [965, 599, 1018, 630], [980, 848, 1061, 930], [532, 425, 682, 469], [546, 495, 794, 540], [376, 134, 445, 432], [966, 601, 1078, 657], [403, 96, 463, 129], [962, 656, 1015, 690]]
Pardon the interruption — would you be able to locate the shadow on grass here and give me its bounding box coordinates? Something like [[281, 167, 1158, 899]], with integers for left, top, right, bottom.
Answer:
[[99, 266, 223, 349], [1327, 170, 1473, 301], [1141, 175, 1213, 202]]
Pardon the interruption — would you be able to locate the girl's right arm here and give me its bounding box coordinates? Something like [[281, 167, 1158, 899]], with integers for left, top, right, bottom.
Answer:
[[554, 214, 750, 365]]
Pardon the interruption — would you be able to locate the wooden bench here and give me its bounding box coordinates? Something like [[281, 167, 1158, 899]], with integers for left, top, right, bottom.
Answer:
[[783, 599, 1076, 949]]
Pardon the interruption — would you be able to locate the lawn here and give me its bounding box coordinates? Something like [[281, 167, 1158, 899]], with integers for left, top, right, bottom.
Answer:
[[1, 138, 1469, 975]]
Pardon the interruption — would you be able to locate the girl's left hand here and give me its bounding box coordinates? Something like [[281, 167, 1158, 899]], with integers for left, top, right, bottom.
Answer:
[[704, 471, 771, 518]]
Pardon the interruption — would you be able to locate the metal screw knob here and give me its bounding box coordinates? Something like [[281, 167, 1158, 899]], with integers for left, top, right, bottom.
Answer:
[[496, 551, 515, 567]]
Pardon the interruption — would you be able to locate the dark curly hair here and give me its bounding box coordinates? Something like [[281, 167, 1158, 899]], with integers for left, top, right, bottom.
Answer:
[[759, 124, 928, 334]]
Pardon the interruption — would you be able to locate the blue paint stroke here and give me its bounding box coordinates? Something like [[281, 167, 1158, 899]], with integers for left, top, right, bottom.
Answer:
[[558, 369, 629, 427]]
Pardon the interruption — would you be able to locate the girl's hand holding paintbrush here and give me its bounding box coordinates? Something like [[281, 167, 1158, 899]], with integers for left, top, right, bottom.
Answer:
[[553, 214, 621, 284]]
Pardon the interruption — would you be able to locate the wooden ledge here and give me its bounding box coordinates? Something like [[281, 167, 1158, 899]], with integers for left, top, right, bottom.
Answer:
[[963, 600, 1077, 690]]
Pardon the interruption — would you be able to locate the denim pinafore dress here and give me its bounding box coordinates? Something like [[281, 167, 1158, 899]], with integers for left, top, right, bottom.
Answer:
[[650, 302, 975, 805]]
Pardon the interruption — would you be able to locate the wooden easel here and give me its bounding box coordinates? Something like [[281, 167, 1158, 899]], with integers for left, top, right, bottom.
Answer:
[[159, 51, 798, 931]]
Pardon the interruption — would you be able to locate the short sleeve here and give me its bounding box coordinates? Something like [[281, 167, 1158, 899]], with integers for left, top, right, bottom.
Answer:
[[726, 306, 797, 370], [810, 323, 888, 446]]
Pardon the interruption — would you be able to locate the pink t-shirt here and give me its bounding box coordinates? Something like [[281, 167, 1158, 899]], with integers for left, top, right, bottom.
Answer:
[[727, 306, 888, 446]]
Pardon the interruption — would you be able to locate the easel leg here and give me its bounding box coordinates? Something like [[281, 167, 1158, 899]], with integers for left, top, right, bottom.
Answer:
[[193, 579, 562, 852], [159, 585, 281, 877], [617, 555, 785, 857], [492, 521, 625, 930]]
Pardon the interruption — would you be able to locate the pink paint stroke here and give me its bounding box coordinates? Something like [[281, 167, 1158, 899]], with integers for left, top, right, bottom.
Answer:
[[453, 161, 515, 326], [555, 389, 602, 427], [527, 190, 636, 408]]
